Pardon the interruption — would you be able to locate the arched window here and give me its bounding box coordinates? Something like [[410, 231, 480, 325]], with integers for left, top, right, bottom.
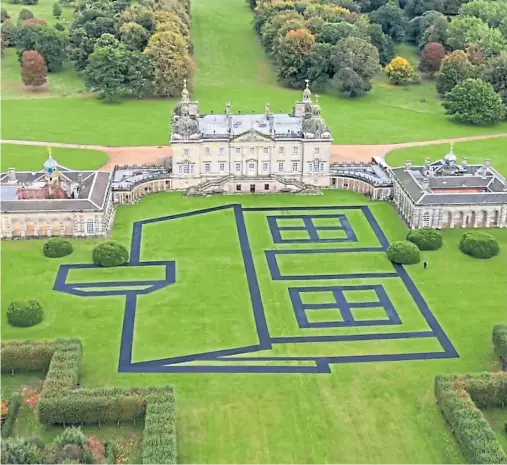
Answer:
[[422, 212, 431, 227]]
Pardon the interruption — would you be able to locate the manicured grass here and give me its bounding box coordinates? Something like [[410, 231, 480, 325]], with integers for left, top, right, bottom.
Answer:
[[1, 144, 109, 171], [3, 190, 507, 463], [2, 0, 74, 26], [385, 137, 507, 175], [2, 0, 507, 145]]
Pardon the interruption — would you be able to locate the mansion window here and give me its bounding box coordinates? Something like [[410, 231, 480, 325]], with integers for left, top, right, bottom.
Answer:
[[205, 147, 210, 155], [86, 220, 95, 235], [314, 148, 320, 155], [248, 163, 255, 171], [422, 212, 431, 227], [320, 163, 324, 172], [278, 162, 284, 172], [263, 147, 269, 154], [183, 149, 189, 156], [204, 163, 211, 173], [236, 184, 241, 191], [250, 147, 255, 153], [220, 147, 225, 155], [293, 147, 298, 155], [235, 163, 241, 172], [308, 163, 313, 172], [219, 163, 225, 172], [262, 162, 269, 172], [279, 147, 284, 154], [264, 184, 269, 191], [236, 147, 241, 154], [292, 162, 298, 172], [179, 163, 194, 174]]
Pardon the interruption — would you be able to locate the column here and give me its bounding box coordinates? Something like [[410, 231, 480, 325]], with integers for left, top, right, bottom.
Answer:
[[20, 219, 26, 238], [473, 211, 480, 228], [34, 219, 39, 237]]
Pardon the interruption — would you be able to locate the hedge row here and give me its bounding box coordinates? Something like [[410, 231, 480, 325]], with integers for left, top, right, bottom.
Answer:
[[105, 440, 117, 464], [435, 373, 507, 464], [1, 394, 21, 439], [493, 324, 507, 362], [142, 395, 177, 464], [0, 339, 176, 463]]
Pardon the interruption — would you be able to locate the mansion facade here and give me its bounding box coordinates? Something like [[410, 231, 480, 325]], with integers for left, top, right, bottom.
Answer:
[[1, 83, 506, 239]]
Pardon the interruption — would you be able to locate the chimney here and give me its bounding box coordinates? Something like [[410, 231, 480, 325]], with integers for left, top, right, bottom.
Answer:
[[265, 102, 270, 120], [405, 160, 412, 171], [7, 168, 16, 183], [225, 102, 231, 117], [461, 157, 467, 168], [484, 159, 491, 168]]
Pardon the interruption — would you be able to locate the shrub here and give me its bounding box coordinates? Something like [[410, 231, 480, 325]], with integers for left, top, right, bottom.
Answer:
[[22, 0, 39, 4], [1, 8, 10, 22], [385, 56, 415, 85], [435, 373, 507, 464], [1, 394, 21, 438], [55, 427, 86, 447], [7, 299, 43, 327], [54, 22, 64, 31], [459, 231, 500, 259], [52, 2, 62, 19], [407, 227, 443, 250], [0, 437, 41, 464], [493, 324, 507, 362], [22, 50, 47, 88], [386, 240, 420, 264], [43, 238, 73, 258], [1, 20, 18, 46], [17, 7, 33, 24], [105, 441, 116, 464], [59, 443, 84, 463], [92, 241, 129, 267]]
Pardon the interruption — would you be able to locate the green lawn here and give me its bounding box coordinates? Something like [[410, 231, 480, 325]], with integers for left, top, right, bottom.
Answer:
[[3, 190, 507, 463], [2, 0, 74, 26], [385, 137, 507, 175], [2, 0, 507, 145], [1, 144, 109, 171]]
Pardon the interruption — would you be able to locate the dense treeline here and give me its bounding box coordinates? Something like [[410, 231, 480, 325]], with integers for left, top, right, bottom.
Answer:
[[250, 0, 507, 123], [0, 0, 194, 102]]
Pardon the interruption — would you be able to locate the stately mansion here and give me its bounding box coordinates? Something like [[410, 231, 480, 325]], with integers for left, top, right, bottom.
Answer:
[[1, 83, 506, 239]]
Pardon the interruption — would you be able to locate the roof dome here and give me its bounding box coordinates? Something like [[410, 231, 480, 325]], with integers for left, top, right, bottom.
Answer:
[[302, 114, 330, 138], [173, 104, 199, 138], [444, 143, 457, 164], [303, 79, 312, 102], [44, 153, 58, 171]]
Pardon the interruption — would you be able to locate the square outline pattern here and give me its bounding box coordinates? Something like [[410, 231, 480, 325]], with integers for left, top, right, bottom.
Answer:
[[267, 214, 358, 244], [289, 285, 402, 328]]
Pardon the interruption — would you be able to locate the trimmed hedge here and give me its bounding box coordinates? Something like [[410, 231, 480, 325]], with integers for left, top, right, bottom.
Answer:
[[459, 232, 500, 259], [435, 373, 507, 464], [493, 325, 507, 362], [1, 394, 21, 438], [105, 441, 117, 464], [0, 339, 176, 464], [386, 240, 421, 265], [92, 241, 129, 267], [7, 299, 43, 327], [43, 238, 73, 258], [407, 227, 443, 251], [142, 395, 177, 464]]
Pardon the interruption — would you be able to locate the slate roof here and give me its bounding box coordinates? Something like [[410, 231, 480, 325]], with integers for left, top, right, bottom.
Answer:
[[0, 166, 112, 213], [391, 163, 507, 206]]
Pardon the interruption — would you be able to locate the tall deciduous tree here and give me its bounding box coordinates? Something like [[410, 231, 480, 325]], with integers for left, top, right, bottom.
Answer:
[[436, 50, 475, 95], [443, 78, 505, 124], [144, 30, 194, 97], [370, 2, 407, 42], [404, 0, 444, 19], [275, 28, 316, 88], [21, 49, 47, 87], [386, 56, 415, 84], [419, 42, 445, 76], [119, 21, 148, 51], [484, 53, 507, 110], [419, 16, 448, 50], [447, 16, 506, 56]]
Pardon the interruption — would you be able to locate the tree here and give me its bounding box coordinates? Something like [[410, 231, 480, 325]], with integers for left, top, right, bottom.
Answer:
[[443, 78, 505, 124], [21, 50, 47, 87], [1, 8, 10, 22], [436, 50, 475, 96], [419, 42, 445, 76], [404, 0, 444, 19], [318, 21, 361, 45], [484, 53, 507, 109], [1, 20, 17, 46], [17, 8, 33, 24], [367, 22, 395, 66], [52, 2, 62, 19], [259, 10, 304, 54], [370, 2, 407, 42], [275, 28, 315, 88], [144, 30, 194, 97], [331, 67, 371, 97], [306, 42, 334, 90], [419, 16, 448, 50], [407, 10, 445, 46], [22, 0, 39, 5], [119, 21, 148, 51], [386, 56, 415, 84], [1, 438, 41, 464], [447, 16, 506, 56]]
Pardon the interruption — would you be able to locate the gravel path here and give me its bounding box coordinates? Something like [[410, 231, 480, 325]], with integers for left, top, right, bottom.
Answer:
[[2, 133, 506, 172]]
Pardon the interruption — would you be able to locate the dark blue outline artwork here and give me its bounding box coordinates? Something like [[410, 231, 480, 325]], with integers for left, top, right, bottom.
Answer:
[[53, 204, 459, 374]]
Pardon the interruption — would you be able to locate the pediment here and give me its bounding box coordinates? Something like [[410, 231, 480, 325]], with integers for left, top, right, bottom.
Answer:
[[232, 129, 273, 143]]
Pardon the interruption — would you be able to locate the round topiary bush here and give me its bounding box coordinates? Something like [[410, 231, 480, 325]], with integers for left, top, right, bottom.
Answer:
[[407, 227, 443, 251], [386, 240, 421, 265], [459, 231, 500, 259], [43, 238, 73, 258], [7, 299, 43, 327], [92, 241, 129, 267]]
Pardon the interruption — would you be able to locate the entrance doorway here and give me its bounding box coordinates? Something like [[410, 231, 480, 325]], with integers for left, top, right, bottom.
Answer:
[[250, 184, 256, 193], [331, 177, 336, 187]]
